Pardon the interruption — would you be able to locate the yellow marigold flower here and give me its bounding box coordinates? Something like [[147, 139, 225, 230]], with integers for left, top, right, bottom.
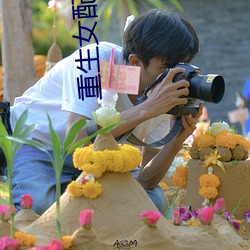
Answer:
[[185, 218, 201, 226], [73, 144, 142, 177], [82, 163, 105, 178], [199, 174, 220, 188], [62, 235, 73, 249], [172, 166, 188, 189], [73, 146, 94, 168], [119, 144, 142, 172], [105, 150, 124, 172], [14, 231, 36, 247], [82, 180, 102, 199], [94, 151, 110, 170], [67, 181, 84, 197], [160, 182, 168, 191], [197, 134, 215, 149], [215, 131, 237, 149], [199, 186, 218, 199]]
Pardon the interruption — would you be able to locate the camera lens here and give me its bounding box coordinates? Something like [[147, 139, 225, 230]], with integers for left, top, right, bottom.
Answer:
[[189, 74, 225, 103]]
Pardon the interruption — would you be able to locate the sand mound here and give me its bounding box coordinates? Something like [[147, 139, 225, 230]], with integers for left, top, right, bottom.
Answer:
[[11, 171, 250, 250], [186, 159, 250, 219]]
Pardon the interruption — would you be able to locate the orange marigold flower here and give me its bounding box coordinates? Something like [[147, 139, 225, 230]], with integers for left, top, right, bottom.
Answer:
[[14, 231, 36, 247], [197, 134, 215, 149], [199, 186, 218, 199], [233, 134, 250, 151], [215, 131, 237, 149], [172, 166, 188, 188], [199, 174, 220, 188]]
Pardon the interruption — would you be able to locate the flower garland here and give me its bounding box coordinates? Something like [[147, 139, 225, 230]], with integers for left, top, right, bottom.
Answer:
[[73, 144, 141, 176], [68, 138, 141, 199], [199, 167, 220, 206]]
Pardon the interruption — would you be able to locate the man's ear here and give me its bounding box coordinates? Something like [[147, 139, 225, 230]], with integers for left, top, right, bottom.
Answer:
[[128, 54, 140, 66]]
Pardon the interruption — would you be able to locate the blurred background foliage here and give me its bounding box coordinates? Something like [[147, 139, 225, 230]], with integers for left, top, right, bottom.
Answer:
[[31, 0, 183, 58], [1, 0, 182, 63], [32, 0, 78, 58]]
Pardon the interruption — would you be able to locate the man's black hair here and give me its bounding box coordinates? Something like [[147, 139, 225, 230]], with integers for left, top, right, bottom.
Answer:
[[122, 9, 199, 68]]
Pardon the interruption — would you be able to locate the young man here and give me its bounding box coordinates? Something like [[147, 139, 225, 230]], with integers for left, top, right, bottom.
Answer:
[[8, 9, 202, 215]]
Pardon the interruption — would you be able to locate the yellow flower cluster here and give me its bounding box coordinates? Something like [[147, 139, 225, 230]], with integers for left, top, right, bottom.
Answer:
[[62, 235, 73, 249], [73, 144, 142, 178], [68, 180, 102, 199], [185, 218, 201, 227], [193, 129, 250, 151], [199, 174, 220, 200], [172, 166, 188, 189], [14, 231, 36, 247]]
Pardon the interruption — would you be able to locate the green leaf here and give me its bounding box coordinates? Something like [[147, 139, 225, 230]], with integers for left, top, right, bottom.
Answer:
[[165, 188, 180, 219], [63, 118, 86, 152], [230, 196, 245, 219], [6, 136, 52, 161], [12, 109, 28, 137], [0, 119, 12, 163], [11, 124, 38, 155], [47, 113, 62, 174]]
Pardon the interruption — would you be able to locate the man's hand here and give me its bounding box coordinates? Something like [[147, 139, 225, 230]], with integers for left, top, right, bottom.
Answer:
[[141, 67, 190, 118], [171, 102, 204, 145]]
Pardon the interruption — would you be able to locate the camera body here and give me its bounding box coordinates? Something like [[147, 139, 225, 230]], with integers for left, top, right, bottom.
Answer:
[[135, 63, 225, 116]]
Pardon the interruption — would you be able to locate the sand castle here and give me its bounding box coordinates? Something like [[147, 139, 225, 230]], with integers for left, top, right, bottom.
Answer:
[[1, 94, 250, 249]]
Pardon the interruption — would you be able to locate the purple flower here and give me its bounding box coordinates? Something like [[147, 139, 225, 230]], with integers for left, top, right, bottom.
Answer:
[[245, 210, 250, 223], [231, 220, 241, 230], [224, 211, 234, 221], [192, 210, 198, 218]]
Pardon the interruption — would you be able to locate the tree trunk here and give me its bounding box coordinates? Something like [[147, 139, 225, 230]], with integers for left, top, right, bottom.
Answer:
[[1, 0, 35, 104]]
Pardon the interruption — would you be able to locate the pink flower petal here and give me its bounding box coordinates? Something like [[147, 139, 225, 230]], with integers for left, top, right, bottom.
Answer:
[[140, 210, 162, 227], [79, 210, 94, 229]]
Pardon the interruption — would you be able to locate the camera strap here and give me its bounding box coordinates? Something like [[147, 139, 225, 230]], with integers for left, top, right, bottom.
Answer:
[[116, 116, 183, 147]]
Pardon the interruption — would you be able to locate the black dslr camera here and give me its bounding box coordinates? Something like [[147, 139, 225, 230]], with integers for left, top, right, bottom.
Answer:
[[134, 63, 225, 116]]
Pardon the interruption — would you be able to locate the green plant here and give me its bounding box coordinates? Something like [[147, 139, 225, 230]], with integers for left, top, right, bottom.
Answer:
[[7, 112, 120, 240], [32, 1, 78, 57], [0, 109, 38, 238], [0, 181, 9, 205]]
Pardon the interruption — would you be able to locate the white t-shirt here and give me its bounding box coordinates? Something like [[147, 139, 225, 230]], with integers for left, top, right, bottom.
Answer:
[[10, 41, 170, 149]]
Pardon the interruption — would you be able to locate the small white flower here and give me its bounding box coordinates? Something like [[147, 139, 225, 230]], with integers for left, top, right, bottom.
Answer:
[[207, 121, 232, 136]]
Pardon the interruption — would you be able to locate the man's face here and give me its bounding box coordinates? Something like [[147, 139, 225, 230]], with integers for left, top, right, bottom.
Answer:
[[139, 57, 167, 92]]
